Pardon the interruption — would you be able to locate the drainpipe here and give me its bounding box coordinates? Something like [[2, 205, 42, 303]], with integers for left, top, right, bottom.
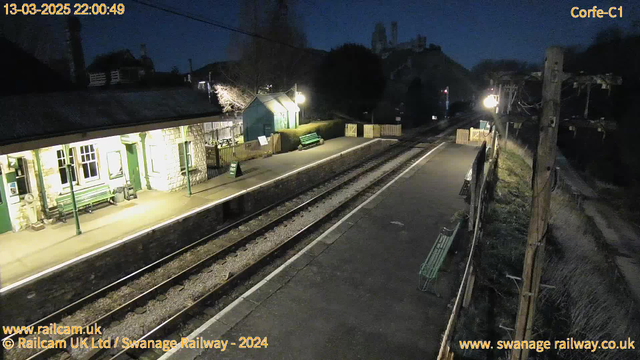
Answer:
[[64, 144, 81, 235], [139, 132, 152, 190], [34, 149, 49, 219], [180, 126, 192, 196]]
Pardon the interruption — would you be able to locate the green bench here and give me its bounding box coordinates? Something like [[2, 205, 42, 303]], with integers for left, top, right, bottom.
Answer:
[[298, 132, 324, 150], [56, 184, 114, 222], [418, 220, 462, 294]]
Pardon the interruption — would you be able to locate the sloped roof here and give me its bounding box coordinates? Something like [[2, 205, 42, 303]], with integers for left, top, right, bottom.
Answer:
[[0, 87, 221, 149], [86, 49, 143, 72], [251, 93, 299, 114]]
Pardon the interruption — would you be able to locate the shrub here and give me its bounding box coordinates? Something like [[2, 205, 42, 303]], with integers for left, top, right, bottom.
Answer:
[[277, 119, 344, 152]]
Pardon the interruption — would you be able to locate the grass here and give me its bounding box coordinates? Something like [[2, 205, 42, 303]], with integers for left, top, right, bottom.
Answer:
[[277, 119, 345, 152], [453, 144, 533, 360], [452, 140, 640, 360]]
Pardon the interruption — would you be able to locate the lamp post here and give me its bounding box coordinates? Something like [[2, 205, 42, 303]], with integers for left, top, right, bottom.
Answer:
[[64, 144, 81, 235], [444, 86, 449, 118], [292, 83, 306, 127]]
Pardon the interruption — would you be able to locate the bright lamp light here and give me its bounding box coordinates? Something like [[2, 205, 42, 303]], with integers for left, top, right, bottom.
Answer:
[[483, 95, 498, 108], [295, 92, 306, 104]]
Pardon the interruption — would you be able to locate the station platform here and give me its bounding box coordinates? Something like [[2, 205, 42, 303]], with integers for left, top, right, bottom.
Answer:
[[0, 137, 379, 289], [164, 143, 479, 360]]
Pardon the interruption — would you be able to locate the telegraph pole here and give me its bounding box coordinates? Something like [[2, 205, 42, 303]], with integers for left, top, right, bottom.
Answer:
[[512, 46, 564, 360]]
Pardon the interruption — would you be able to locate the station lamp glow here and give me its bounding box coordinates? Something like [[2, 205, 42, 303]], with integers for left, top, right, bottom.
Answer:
[[295, 92, 306, 104], [483, 95, 498, 109]]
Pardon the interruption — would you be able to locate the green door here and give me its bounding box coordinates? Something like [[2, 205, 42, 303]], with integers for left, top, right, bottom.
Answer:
[[125, 144, 142, 191], [0, 169, 13, 234]]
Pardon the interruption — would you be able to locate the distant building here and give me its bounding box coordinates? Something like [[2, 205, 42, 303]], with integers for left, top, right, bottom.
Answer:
[[243, 93, 300, 142], [86, 44, 155, 87], [371, 21, 427, 56]]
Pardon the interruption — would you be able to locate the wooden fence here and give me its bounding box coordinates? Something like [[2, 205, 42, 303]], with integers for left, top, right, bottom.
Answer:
[[456, 127, 493, 146], [437, 131, 500, 360], [206, 134, 281, 169], [380, 124, 402, 136], [469, 127, 492, 145], [456, 129, 470, 145], [363, 124, 381, 138], [345, 123, 357, 137], [356, 124, 402, 138]]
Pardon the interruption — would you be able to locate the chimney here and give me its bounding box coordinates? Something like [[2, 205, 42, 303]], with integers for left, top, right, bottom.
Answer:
[[140, 44, 147, 58], [65, 16, 86, 85], [391, 21, 398, 47]]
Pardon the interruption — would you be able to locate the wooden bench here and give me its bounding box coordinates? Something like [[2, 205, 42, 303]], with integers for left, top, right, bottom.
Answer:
[[298, 132, 323, 150], [418, 220, 462, 294], [56, 184, 114, 222]]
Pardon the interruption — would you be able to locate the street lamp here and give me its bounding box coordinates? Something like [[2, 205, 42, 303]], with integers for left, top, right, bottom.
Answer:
[[483, 94, 498, 109], [295, 92, 306, 104]]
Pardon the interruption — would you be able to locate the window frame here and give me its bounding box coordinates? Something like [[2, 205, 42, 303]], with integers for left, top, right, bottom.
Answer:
[[14, 157, 31, 197], [106, 150, 124, 180], [56, 148, 78, 187], [79, 144, 100, 182]]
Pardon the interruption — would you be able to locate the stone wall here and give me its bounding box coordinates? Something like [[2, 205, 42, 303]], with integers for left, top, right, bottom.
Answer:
[[146, 125, 207, 192], [0, 139, 392, 326]]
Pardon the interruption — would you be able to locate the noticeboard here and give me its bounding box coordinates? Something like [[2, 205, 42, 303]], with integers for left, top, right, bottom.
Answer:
[[258, 135, 269, 146], [228, 161, 243, 178]]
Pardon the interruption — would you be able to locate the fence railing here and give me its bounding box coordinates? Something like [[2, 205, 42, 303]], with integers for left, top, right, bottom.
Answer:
[[437, 130, 500, 360]]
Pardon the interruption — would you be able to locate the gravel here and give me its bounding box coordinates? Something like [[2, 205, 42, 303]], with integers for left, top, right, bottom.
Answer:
[[67, 146, 422, 359], [5, 140, 424, 360]]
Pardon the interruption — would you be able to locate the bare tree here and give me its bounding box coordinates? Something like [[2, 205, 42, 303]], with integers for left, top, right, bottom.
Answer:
[[214, 84, 253, 112], [226, 0, 308, 95], [0, 16, 67, 70]]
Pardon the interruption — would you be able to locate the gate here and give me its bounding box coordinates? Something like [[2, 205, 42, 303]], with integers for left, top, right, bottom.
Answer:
[[345, 123, 357, 137]]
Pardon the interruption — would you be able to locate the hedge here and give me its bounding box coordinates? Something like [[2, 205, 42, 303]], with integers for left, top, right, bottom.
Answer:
[[277, 119, 344, 152]]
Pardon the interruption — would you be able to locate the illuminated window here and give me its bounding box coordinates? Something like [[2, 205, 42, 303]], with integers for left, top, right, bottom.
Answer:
[[57, 148, 77, 186], [106, 151, 123, 180], [80, 144, 99, 181], [178, 141, 193, 171]]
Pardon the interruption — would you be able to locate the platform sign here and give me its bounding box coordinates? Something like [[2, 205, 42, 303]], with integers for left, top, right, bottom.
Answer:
[[228, 161, 243, 178], [257, 135, 268, 146], [395, 116, 401, 122]]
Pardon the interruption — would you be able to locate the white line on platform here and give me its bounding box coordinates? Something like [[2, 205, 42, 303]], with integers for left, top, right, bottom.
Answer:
[[1, 139, 391, 294], [158, 141, 447, 359]]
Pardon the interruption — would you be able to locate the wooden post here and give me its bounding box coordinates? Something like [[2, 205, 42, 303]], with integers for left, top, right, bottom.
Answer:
[[512, 47, 563, 360], [463, 266, 475, 308], [504, 122, 509, 150], [583, 83, 591, 119]]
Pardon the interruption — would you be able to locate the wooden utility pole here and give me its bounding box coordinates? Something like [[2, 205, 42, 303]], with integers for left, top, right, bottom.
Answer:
[[512, 47, 563, 360]]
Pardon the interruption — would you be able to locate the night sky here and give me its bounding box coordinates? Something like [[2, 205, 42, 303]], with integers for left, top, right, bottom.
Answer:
[[74, 0, 638, 72]]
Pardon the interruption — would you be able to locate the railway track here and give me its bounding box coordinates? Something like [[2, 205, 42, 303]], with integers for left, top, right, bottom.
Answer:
[[3, 113, 478, 360]]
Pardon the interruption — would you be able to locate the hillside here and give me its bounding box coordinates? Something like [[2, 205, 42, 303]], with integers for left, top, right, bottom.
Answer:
[[383, 48, 477, 103]]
